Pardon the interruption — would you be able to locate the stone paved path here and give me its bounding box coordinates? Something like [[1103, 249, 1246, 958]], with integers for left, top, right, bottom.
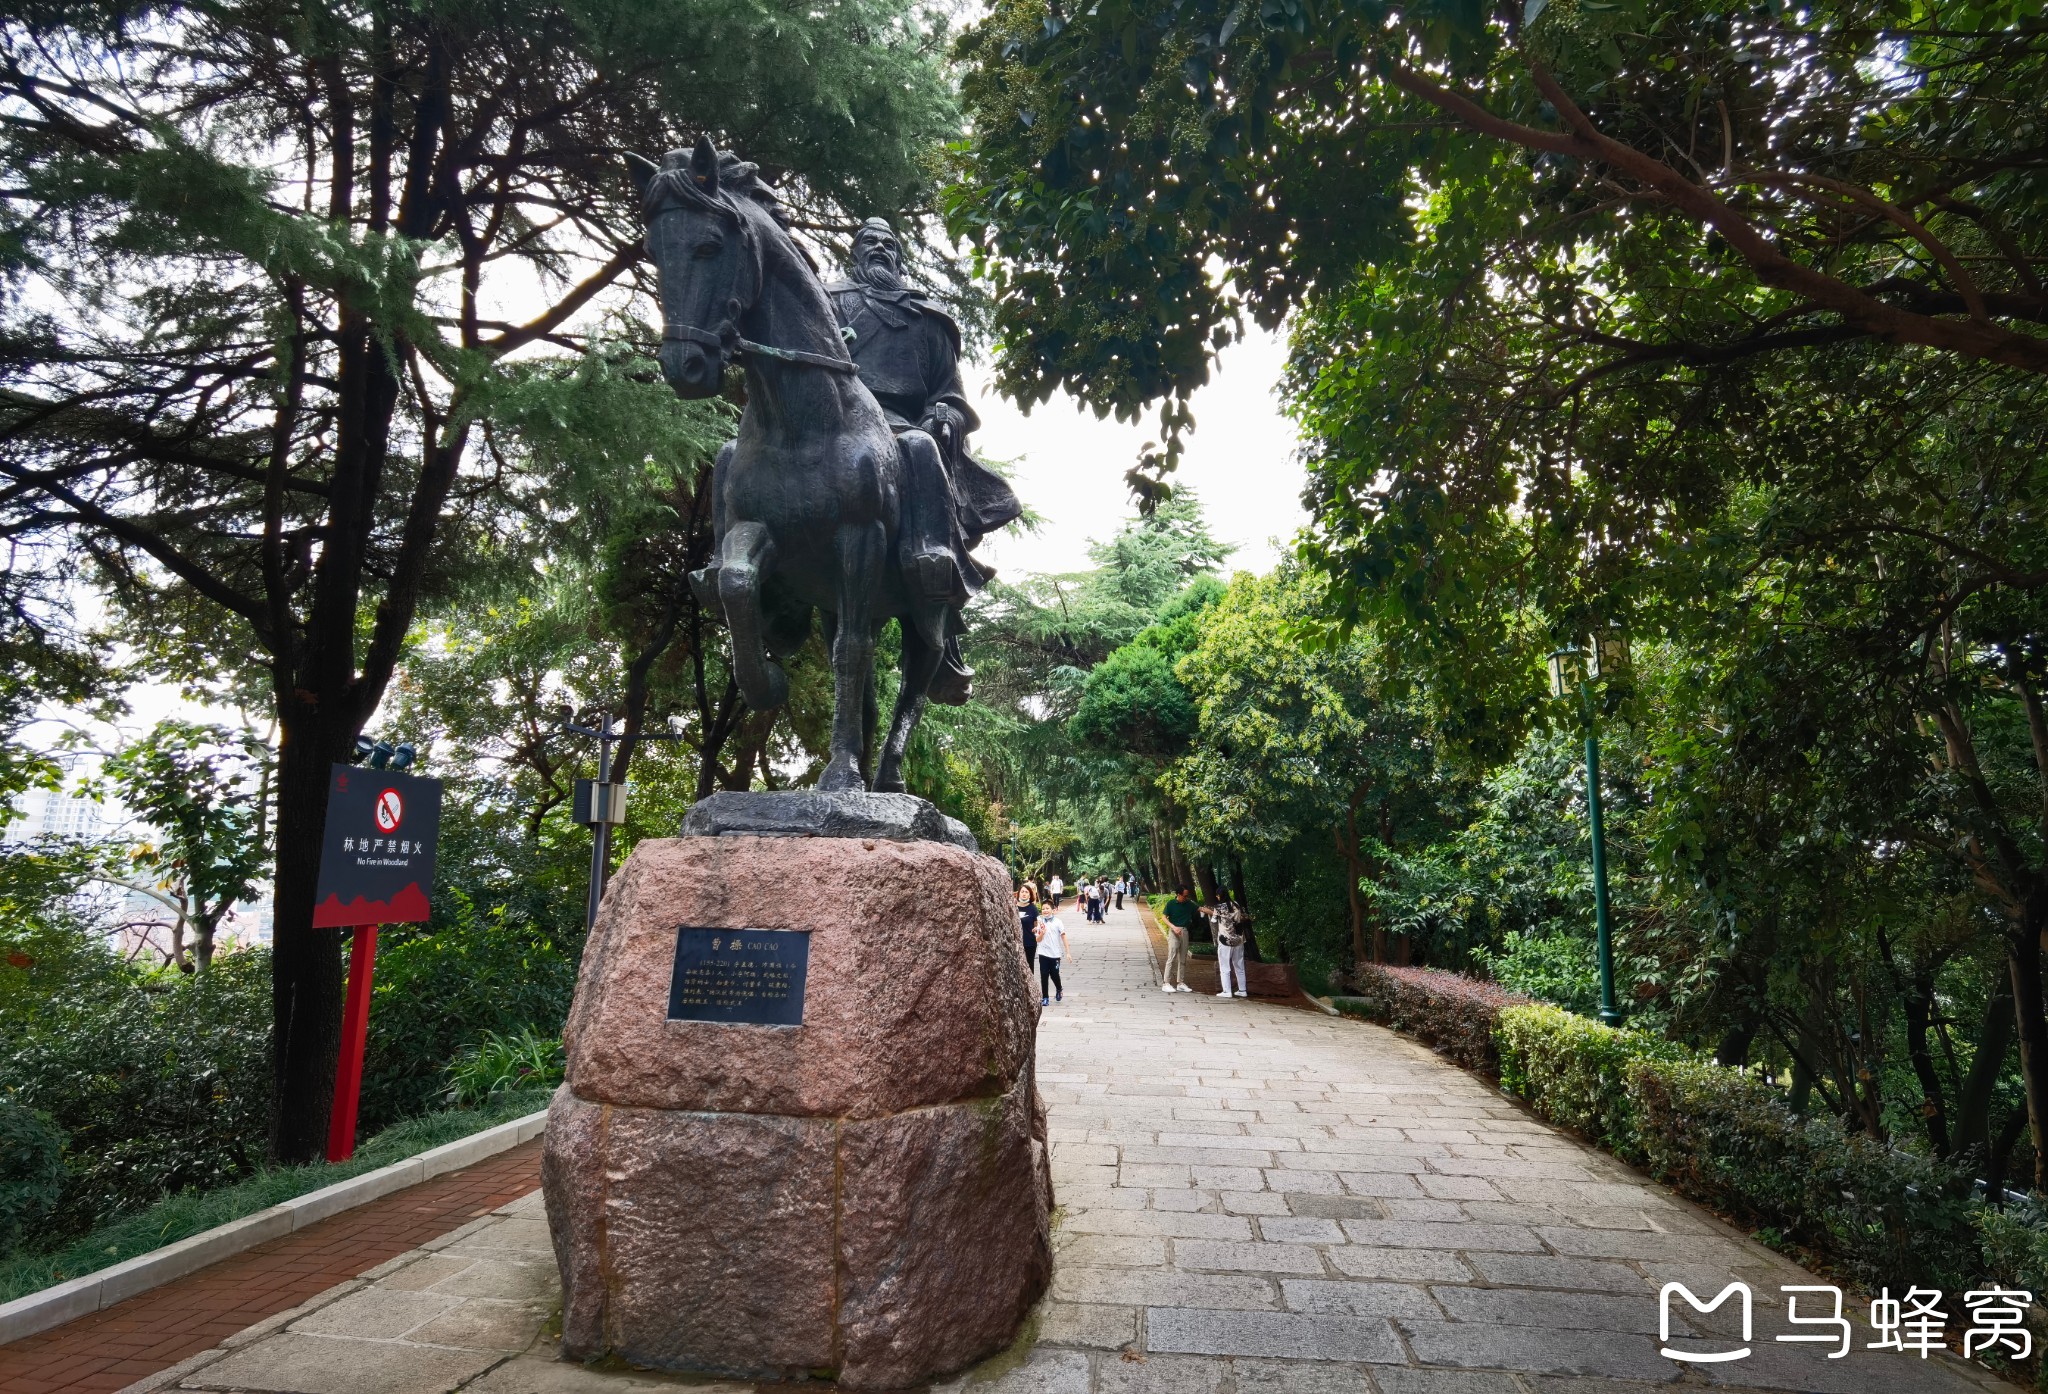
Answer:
[[101, 900, 2011, 1394], [941, 900, 2006, 1394]]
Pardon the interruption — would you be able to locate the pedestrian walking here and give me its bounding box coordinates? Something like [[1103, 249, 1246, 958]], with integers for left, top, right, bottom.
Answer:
[[1017, 885, 1040, 978], [1161, 886, 1199, 992], [1087, 880, 1103, 922], [1048, 873, 1064, 909], [1214, 893, 1249, 999], [1035, 908, 1071, 1006], [1113, 875, 1126, 910]]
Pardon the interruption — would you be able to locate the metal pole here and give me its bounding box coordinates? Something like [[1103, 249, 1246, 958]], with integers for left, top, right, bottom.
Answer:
[[1582, 683, 1622, 1027], [326, 925, 380, 1162], [584, 717, 614, 935]]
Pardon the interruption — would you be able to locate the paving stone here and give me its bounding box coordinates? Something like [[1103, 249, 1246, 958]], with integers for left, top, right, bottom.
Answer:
[[1174, 1239, 1330, 1274], [1370, 1370, 1526, 1394], [1233, 1357, 1376, 1392], [287, 1287, 459, 1340], [462, 1355, 751, 1391], [1338, 1220, 1544, 1253], [1224, 1190, 1295, 1215], [1063, 1209, 1255, 1240], [1328, 1248, 1476, 1283], [1415, 1174, 1500, 1201], [1038, 1300, 1139, 1349], [1258, 1216, 1349, 1243], [178, 1331, 500, 1393], [1464, 1253, 1653, 1293], [402, 1297, 552, 1351], [1288, 1194, 1385, 1220], [1145, 1306, 1405, 1362], [1339, 1173, 1426, 1199], [1095, 1350, 1228, 1393], [1052, 1267, 1280, 1310], [374, 1255, 474, 1292], [1057, 1235, 1170, 1268], [424, 1256, 558, 1300], [1430, 1285, 1666, 1334], [1380, 1199, 1465, 1223], [1400, 1319, 1675, 1381], [930, 1347, 1093, 1394], [1281, 1279, 1444, 1318], [1150, 1187, 1218, 1212]]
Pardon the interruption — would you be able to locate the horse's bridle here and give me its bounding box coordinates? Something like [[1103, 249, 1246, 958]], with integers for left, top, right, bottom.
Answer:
[[657, 202, 859, 376]]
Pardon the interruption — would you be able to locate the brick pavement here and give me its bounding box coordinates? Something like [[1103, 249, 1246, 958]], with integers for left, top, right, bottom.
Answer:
[[0, 1139, 541, 1394], [69, 900, 2021, 1393]]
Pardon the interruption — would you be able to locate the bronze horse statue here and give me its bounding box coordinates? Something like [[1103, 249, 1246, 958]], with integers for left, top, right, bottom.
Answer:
[[631, 137, 961, 794]]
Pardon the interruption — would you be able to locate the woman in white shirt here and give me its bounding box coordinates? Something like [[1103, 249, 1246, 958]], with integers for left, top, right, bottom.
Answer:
[[1034, 911, 1073, 1006]]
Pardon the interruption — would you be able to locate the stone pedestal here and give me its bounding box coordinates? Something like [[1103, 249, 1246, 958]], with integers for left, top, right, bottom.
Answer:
[[541, 825, 1051, 1391]]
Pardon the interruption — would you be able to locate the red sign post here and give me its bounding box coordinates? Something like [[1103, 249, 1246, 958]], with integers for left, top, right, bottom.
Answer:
[[313, 765, 442, 1161]]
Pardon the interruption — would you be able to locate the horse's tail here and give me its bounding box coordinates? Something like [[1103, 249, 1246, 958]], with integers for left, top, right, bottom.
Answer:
[[715, 521, 790, 710]]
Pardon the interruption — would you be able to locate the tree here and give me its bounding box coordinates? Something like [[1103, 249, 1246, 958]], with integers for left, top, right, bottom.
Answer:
[[99, 720, 271, 973], [949, 0, 2048, 472], [1165, 570, 1462, 969], [0, 0, 959, 1160]]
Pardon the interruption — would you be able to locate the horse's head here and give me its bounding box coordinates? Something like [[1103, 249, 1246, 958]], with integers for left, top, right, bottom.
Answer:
[[630, 136, 759, 399]]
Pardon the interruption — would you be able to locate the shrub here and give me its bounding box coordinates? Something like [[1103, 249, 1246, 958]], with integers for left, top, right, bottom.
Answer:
[[0, 950, 270, 1242], [360, 892, 581, 1130], [1344, 963, 1530, 1074], [1631, 1058, 1980, 1293], [1977, 1203, 2048, 1293], [445, 1028, 564, 1107], [1495, 1004, 1691, 1162], [0, 1100, 65, 1252]]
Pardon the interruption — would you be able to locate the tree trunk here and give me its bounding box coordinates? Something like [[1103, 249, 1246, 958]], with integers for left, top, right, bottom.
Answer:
[[1231, 854, 1264, 963], [1953, 981, 2016, 1163], [2009, 926, 2048, 1192], [269, 725, 350, 1163], [1336, 812, 1370, 968], [1900, 961, 1951, 1157]]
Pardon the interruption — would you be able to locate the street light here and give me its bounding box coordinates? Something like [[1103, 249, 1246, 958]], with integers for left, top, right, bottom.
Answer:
[[557, 710, 691, 934], [1550, 633, 1629, 1028]]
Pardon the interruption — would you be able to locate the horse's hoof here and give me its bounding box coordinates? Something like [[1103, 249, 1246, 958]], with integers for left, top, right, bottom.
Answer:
[[818, 758, 866, 793]]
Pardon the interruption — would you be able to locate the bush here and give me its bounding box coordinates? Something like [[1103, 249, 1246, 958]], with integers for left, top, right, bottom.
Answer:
[[0, 1100, 64, 1252], [0, 949, 270, 1242], [1342, 963, 1530, 1074], [1631, 1057, 1980, 1293], [360, 892, 581, 1130], [0, 1088, 551, 1302], [445, 1028, 564, 1107], [1495, 1004, 1691, 1162]]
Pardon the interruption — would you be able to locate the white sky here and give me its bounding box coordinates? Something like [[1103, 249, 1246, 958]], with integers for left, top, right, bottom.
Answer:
[[969, 326, 1309, 578]]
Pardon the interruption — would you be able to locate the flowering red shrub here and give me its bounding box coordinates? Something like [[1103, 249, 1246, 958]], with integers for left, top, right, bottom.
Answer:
[[1336, 964, 1530, 1075]]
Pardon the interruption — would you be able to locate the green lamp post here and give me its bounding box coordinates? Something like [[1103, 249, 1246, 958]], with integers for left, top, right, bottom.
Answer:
[[1549, 631, 1630, 1028]]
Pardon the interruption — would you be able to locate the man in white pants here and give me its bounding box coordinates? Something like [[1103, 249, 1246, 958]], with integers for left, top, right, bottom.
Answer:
[[1214, 895, 1250, 998]]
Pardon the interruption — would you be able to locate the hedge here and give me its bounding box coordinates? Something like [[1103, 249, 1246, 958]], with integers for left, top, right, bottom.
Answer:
[[1337, 964, 1530, 1074], [1494, 1002, 1983, 1294]]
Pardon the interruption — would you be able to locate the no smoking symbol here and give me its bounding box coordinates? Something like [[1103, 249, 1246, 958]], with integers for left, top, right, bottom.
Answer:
[[374, 788, 403, 834]]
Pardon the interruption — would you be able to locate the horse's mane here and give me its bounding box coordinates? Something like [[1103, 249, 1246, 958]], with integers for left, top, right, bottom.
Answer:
[[642, 148, 818, 271]]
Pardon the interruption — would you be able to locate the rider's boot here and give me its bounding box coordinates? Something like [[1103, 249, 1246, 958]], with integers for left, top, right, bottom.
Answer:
[[899, 432, 966, 615], [926, 633, 974, 705]]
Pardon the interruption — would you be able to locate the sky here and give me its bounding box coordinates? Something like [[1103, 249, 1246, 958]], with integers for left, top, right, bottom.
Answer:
[[967, 326, 1310, 579]]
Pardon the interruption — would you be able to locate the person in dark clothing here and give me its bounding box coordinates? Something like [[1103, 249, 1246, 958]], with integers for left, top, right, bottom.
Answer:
[[1017, 887, 1041, 977]]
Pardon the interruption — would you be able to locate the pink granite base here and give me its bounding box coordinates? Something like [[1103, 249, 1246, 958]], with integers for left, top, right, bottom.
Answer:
[[541, 833, 1052, 1390]]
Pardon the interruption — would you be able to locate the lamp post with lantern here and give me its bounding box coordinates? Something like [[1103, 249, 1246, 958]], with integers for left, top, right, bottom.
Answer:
[[1548, 631, 1630, 1028]]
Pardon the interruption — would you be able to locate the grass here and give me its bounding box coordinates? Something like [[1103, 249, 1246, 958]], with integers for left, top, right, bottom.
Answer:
[[0, 1087, 552, 1304]]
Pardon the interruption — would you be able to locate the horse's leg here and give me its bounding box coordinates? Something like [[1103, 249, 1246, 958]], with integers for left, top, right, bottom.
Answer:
[[876, 622, 944, 793], [819, 521, 885, 791], [688, 441, 736, 613], [715, 520, 788, 711]]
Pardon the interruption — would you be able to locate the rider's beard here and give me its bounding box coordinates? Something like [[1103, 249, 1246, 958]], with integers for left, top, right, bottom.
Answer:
[[854, 250, 905, 293]]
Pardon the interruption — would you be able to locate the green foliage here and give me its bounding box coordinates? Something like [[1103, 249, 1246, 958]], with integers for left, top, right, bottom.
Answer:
[[1491, 1002, 1983, 1291], [0, 1089, 549, 1302], [444, 1028, 564, 1109], [0, 950, 270, 1242], [0, 1100, 64, 1253], [1632, 1059, 1982, 1293], [1342, 965, 1529, 1075], [360, 895, 581, 1132], [1495, 1005, 1691, 1161], [97, 719, 269, 969], [1478, 934, 1600, 1019]]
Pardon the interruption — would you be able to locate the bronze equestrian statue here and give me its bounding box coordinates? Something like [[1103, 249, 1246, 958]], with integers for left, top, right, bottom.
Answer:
[[631, 137, 1019, 793]]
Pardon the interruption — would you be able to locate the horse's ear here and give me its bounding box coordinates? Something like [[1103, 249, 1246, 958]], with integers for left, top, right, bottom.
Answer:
[[625, 152, 660, 201], [689, 134, 720, 194]]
